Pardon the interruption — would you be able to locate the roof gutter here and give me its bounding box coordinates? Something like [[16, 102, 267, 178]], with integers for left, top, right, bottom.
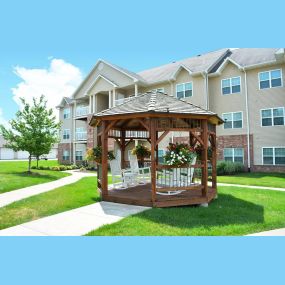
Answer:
[[242, 68, 251, 171]]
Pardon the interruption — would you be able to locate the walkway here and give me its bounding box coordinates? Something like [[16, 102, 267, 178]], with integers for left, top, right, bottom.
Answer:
[[0, 202, 150, 236], [217, 183, 285, 192], [247, 228, 285, 236], [0, 170, 96, 208]]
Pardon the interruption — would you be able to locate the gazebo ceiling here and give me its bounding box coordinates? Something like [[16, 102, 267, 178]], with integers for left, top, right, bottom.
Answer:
[[90, 91, 223, 126]]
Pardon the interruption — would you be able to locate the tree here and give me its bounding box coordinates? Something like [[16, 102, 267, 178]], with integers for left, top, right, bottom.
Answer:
[[0, 95, 61, 173]]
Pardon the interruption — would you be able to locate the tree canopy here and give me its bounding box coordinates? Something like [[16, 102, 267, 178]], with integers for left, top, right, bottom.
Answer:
[[0, 95, 61, 172]]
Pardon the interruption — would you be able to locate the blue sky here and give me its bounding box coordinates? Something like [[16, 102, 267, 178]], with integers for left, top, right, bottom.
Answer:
[[0, 0, 284, 123]]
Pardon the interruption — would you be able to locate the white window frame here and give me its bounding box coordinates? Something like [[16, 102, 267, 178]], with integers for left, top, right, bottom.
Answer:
[[63, 108, 70, 119], [75, 150, 83, 161], [63, 129, 70, 140], [258, 69, 283, 90], [76, 127, 87, 141], [63, 150, 70, 160], [223, 148, 244, 164], [221, 76, 241, 95], [176, 82, 193, 99], [222, 111, 243, 129], [260, 107, 285, 127], [262, 147, 285, 166]]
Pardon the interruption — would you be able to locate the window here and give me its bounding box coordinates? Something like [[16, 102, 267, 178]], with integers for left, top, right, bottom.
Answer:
[[263, 147, 285, 165], [151, 88, 165, 93], [76, 105, 88, 117], [261, 107, 285, 126], [222, 77, 241, 95], [76, 151, 83, 161], [63, 108, 70, 119], [63, 150, 70, 161], [222, 112, 243, 129], [259, 69, 282, 89], [76, 128, 87, 141], [63, 129, 70, 140], [158, 149, 165, 164], [176, 82, 193, 99], [224, 148, 244, 163]]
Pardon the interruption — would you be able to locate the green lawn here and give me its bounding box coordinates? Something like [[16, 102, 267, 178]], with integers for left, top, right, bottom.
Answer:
[[217, 172, 285, 188], [0, 177, 99, 230], [0, 160, 69, 194], [87, 186, 285, 236]]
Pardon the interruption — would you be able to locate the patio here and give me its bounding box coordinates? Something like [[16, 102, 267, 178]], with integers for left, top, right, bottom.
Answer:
[[90, 91, 223, 207]]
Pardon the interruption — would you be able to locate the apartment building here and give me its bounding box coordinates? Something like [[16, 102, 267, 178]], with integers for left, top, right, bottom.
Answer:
[[57, 48, 285, 172]]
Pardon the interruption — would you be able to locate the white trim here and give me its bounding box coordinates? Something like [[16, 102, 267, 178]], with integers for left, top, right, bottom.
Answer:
[[258, 68, 283, 90], [214, 58, 243, 75], [86, 74, 118, 95], [262, 146, 285, 166], [221, 76, 241, 95], [260, 107, 285, 127], [175, 81, 193, 99], [170, 64, 193, 80], [222, 111, 243, 129]]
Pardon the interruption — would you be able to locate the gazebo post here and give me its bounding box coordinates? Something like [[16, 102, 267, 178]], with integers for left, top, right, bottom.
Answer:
[[150, 118, 157, 205], [201, 119, 208, 198], [121, 130, 126, 169], [211, 125, 217, 192], [101, 120, 108, 198]]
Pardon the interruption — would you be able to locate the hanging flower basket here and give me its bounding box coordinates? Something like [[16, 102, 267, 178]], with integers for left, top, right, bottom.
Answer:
[[86, 146, 115, 164], [131, 144, 151, 160], [164, 143, 196, 167]]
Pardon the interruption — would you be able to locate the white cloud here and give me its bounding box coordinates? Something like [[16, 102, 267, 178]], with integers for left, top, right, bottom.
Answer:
[[0, 107, 9, 128], [11, 58, 83, 119]]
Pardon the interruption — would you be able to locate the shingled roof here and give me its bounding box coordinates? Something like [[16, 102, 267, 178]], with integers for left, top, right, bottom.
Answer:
[[91, 92, 223, 125]]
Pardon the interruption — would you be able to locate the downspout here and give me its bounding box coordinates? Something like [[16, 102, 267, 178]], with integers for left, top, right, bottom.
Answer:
[[202, 72, 209, 110], [243, 68, 251, 172]]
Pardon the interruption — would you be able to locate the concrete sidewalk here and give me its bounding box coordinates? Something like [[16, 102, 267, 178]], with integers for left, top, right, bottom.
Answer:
[[0, 170, 96, 208], [217, 183, 285, 192], [0, 202, 149, 236], [247, 228, 285, 236]]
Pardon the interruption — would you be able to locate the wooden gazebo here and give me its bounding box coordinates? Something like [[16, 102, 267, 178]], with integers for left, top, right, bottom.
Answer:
[[90, 92, 223, 208]]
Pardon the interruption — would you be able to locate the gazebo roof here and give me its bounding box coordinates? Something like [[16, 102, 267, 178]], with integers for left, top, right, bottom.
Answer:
[[90, 92, 223, 125]]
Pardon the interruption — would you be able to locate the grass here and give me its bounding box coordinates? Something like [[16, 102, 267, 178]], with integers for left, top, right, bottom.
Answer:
[[0, 160, 69, 194], [0, 177, 100, 230], [217, 172, 285, 188], [87, 186, 285, 236]]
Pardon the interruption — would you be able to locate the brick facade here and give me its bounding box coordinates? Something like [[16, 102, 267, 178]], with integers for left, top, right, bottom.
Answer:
[[87, 115, 95, 149], [58, 143, 73, 165], [251, 165, 285, 173], [217, 134, 253, 170]]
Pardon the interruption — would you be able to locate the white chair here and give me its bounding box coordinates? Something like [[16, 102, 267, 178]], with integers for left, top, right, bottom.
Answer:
[[157, 156, 197, 195], [129, 154, 151, 184], [109, 152, 138, 189]]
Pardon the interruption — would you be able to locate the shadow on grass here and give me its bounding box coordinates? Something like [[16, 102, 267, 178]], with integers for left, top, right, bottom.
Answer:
[[219, 172, 285, 179], [6, 171, 64, 180], [136, 194, 264, 229]]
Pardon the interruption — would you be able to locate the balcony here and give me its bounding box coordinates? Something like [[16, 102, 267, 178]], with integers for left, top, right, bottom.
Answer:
[[114, 96, 135, 106], [76, 131, 87, 141], [76, 106, 88, 117]]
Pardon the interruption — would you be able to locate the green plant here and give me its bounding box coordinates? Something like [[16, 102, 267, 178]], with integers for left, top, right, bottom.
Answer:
[[164, 143, 196, 166], [217, 161, 244, 175], [86, 147, 115, 163], [131, 144, 151, 159]]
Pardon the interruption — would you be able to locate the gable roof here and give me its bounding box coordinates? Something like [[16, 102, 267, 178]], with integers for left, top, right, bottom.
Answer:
[[137, 49, 229, 84], [56, 96, 74, 108], [91, 92, 223, 125]]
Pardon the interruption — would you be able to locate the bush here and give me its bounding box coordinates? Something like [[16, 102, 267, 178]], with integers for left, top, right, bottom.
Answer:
[[31, 166, 37, 169], [217, 161, 244, 175]]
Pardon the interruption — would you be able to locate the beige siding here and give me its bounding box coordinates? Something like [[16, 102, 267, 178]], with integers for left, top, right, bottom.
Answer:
[[59, 103, 73, 143], [246, 63, 285, 165], [209, 62, 248, 136], [87, 77, 114, 95]]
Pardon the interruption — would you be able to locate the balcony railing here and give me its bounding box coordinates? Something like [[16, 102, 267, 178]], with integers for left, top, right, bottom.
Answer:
[[114, 96, 135, 106], [76, 132, 87, 141], [76, 106, 88, 117]]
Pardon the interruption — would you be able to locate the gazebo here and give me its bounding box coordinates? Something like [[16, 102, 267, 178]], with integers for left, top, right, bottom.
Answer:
[[90, 92, 223, 208]]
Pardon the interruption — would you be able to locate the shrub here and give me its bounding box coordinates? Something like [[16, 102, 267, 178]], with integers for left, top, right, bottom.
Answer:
[[217, 161, 244, 175], [31, 166, 37, 169]]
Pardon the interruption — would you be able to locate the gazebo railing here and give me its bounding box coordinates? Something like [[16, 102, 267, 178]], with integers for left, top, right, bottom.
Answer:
[[156, 164, 204, 192]]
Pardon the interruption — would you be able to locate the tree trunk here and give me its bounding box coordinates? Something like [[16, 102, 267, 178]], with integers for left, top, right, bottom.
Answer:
[[37, 157, 39, 168], [28, 155, 32, 173]]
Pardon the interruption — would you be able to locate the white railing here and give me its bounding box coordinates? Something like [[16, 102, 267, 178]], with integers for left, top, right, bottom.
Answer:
[[76, 106, 88, 117], [114, 96, 135, 106], [76, 132, 87, 141]]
